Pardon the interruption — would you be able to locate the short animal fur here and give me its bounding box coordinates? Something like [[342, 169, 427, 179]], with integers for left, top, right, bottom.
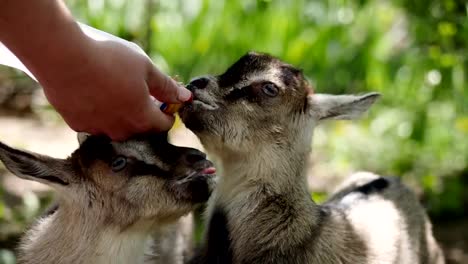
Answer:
[[0, 132, 215, 264], [179, 52, 445, 264]]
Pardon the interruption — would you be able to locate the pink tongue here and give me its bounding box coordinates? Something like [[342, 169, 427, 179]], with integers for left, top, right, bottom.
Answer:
[[202, 167, 216, 174]]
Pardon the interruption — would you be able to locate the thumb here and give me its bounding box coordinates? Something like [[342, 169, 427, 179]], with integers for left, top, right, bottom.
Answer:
[[146, 63, 192, 103]]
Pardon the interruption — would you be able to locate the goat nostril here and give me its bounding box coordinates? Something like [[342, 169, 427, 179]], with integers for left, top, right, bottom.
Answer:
[[189, 77, 209, 90], [185, 151, 206, 164]]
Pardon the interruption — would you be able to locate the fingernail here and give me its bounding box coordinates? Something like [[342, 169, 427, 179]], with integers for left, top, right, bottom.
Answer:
[[187, 93, 193, 102], [177, 86, 192, 102]]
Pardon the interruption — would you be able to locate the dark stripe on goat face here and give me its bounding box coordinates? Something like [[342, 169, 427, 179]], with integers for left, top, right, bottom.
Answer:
[[218, 52, 278, 88], [279, 65, 303, 87], [223, 86, 251, 101], [356, 178, 389, 195], [74, 134, 174, 179], [130, 160, 172, 179], [82, 137, 184, 180]]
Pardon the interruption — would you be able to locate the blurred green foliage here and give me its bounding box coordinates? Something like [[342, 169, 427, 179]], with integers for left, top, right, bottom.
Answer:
[[66, 0, 467, 218], [0, 0, 467, 256]]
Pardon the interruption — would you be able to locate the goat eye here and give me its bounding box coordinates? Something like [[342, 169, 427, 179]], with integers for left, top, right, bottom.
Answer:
[[111, 156, 127, 172], [261, 83, 279, 97]]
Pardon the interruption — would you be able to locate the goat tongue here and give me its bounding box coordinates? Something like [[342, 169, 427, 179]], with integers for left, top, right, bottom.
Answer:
[[202, 167, 216, 174]]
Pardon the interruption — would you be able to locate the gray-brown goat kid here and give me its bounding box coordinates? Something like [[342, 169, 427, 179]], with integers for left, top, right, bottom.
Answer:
[[179, 52, 445, 264], [0, 133, 215, 264]]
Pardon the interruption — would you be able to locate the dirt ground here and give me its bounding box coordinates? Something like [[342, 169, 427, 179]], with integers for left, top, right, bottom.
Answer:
[[0, 115, 467, 264]]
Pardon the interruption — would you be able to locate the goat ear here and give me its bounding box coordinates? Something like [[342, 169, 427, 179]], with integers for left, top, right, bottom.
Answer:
[[77, 132, 91, 145], [0, 141, 74, 187], [308, 92, 380, 121]]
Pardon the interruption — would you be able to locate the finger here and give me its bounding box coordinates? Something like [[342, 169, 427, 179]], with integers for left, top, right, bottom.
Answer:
[[146, 63, 192, 103], [123, 96, 176, 135], [142, 99, 176, 132], [106, 104, 175, 141]]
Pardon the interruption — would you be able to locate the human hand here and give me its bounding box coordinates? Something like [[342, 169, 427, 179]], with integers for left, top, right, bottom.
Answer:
[[40, 39, 192, 141], [0, 0, 192, 141]]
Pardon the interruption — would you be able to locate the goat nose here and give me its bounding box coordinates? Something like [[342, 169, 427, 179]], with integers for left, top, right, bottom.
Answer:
[[188, 77, 209, 90], [183, 149, 207, 165]]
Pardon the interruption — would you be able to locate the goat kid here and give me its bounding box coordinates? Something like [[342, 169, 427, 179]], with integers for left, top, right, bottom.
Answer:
[[179, 52, 444, 264], [0, 132, 216, 264]]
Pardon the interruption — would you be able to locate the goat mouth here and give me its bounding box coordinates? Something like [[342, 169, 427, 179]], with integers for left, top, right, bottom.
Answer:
[[192, 99, 218, 110], [171, 159, 216, 203], [201, 167, 216, 174], [195, 160, 216, 176], [182, 160, 216, 180], [183, 91, 218, 111]]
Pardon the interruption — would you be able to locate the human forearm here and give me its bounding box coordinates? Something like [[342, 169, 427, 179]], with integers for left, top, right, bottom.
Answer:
[[0, 0, 90, 82]]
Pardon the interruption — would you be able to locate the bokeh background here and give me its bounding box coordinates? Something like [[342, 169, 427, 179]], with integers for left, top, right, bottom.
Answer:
[[0, 0, 467, 263]]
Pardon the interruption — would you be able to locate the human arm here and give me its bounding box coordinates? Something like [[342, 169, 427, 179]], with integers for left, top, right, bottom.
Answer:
[[0, 0, 191, 140]]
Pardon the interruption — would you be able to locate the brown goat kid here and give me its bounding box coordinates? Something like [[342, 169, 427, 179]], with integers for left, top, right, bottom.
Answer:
[[0, 133, 215, 264], [179, 52, 445, 264]]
